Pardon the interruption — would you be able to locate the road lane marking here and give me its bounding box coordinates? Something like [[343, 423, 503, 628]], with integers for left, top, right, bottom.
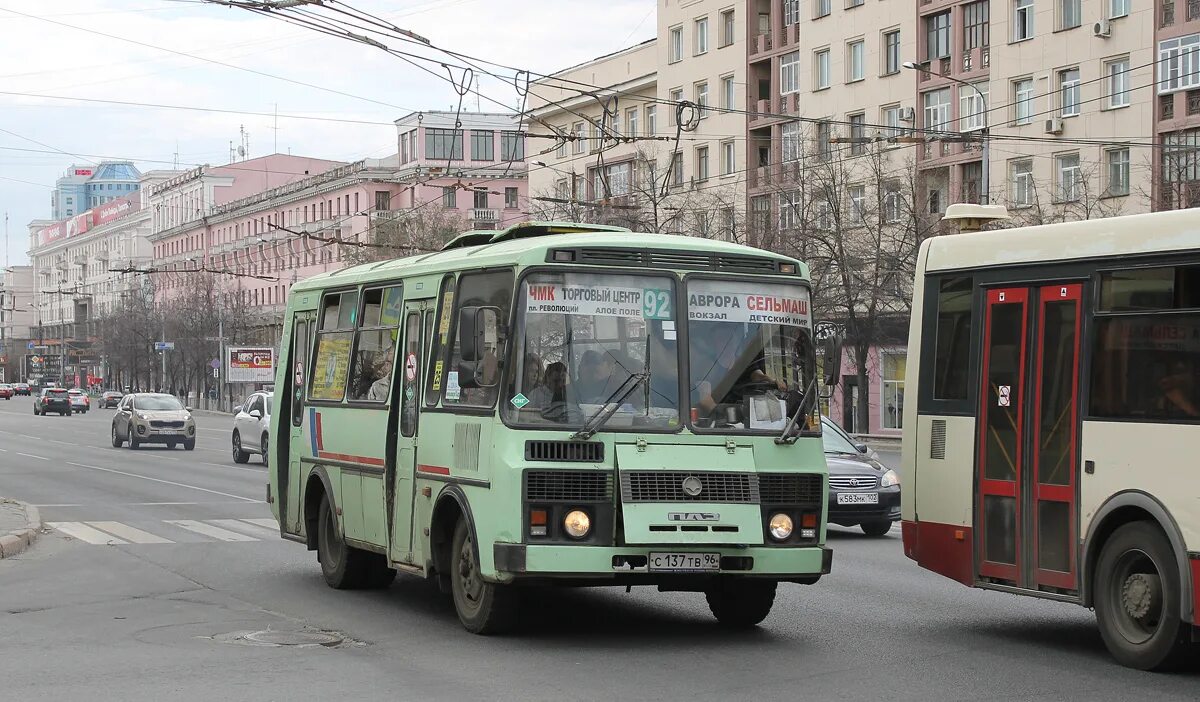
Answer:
[[87, 521, 173, 544], [241, 518, 280, 529], [165, 519, 258, 541], [16, 452, 48, 460], [201, 462, 265, 473], [48, 522, 129, 545], [210, 519, 278, 538], [64, 461, 262, 503], [33, 503, 83, 507]]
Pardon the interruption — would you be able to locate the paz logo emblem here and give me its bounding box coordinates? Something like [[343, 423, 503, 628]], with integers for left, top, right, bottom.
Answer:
[[510, 393, 530, 409], [681, 476, 704, 497]]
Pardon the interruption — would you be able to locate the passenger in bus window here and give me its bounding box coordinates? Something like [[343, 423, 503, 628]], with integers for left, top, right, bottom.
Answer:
[[367, 343, 395, 402], [1157, 358, 1198, 417], [576, 350, 606, 402], [522, 353, 552, 407], [691, 323, 785, 416]]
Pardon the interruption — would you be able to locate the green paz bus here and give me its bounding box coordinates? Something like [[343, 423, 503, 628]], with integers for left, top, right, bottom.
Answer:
[[267, 222, 839, 633]]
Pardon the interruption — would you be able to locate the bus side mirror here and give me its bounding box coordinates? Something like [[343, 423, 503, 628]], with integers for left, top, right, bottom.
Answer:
[[457, 306, 501, 388], [820, 326, 844, 387]]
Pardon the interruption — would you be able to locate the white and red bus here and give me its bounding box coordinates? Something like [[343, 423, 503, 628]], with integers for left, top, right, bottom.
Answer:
[[901, 205, 1199, 670]]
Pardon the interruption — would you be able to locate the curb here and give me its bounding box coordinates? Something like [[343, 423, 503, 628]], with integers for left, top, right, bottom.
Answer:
[[0, 499, 42, 559]]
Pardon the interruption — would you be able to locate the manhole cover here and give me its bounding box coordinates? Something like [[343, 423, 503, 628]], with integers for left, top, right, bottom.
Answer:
[[211, 629, 351, 647]]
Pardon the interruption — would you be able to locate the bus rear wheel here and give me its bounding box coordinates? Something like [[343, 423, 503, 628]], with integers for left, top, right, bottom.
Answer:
[[705, 578, 777, 628], [450, 518, 517, 634], [1094, 521, 1196, 671], [316, 494, 395, 590]]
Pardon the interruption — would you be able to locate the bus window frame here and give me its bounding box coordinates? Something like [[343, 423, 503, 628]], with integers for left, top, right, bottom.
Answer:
[[424, 274, 456, 409], [307, 286, 361, 406], [424, 265, 517, 417], [682, 271, 819, 438], [500, 264, 685, 434], [917, 274, 981, 416], [342, 283, 404, 409]]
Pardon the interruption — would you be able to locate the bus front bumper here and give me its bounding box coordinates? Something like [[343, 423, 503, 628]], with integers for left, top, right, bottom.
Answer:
[[493, 543, 832, 585]]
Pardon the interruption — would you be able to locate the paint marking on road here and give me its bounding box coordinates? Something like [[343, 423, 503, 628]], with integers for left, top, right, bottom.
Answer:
[[200, 462, 265, 473], [87, 521, 173, 544], [34, 503, 83, 507], [165, 519, 258, 542], [209, 519, 278, 538], [16, 452, 48, 460], [199, 428, 229, 434], [65, 461, 262, 503], [241, 518, 280, 529], [48, 521, 129, 545]]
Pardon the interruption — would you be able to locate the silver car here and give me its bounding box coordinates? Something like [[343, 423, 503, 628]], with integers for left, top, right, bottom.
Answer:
[[111, 393, 196, 450], [232, 391, 272, 464]]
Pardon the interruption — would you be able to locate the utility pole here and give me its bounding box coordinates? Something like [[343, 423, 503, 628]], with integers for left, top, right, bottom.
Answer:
[[161, 319, 167, 393]]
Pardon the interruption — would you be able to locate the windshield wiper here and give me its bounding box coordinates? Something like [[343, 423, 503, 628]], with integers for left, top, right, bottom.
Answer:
[[571, 370, 649, 441], [775, 375, 817, 445]]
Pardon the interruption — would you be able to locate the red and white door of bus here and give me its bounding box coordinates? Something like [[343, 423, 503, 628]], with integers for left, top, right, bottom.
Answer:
[[977, 283, 1083, 592]]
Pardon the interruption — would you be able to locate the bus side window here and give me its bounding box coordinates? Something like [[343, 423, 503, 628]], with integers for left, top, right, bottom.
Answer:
[[401, 313, 422, 437], [310, 290, 357, 402], [425, 275, 457, 407], [443, 270, 515, 408], [292, 318, 310, 427], [346, 286, 403, 403], [932, 276, 973, 401]]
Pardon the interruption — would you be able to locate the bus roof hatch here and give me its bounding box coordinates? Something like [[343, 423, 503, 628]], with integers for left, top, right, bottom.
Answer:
[[440, 221, 632, 251]]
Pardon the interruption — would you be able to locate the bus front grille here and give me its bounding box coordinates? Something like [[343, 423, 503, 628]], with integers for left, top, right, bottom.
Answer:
[[524, 440, 604, 463], [760, 474, 824, 504], [524, 470, 613, 502], [621, 471, 760, 503]]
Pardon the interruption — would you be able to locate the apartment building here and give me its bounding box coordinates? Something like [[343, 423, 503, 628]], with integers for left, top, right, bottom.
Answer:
[[1155, 0, 1200, 208], [0, 265, 35, 383]]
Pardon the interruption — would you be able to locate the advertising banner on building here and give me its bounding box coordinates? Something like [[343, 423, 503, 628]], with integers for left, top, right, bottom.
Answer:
[[24, 353, 63, 383], [35, 211, 92, 248], [92, 193, 141, 226], [227, 347, 275, 383]]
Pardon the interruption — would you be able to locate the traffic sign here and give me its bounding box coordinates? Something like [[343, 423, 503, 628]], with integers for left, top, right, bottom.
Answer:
[[209, 358, 221, 370], [154, 341, 175, 351]]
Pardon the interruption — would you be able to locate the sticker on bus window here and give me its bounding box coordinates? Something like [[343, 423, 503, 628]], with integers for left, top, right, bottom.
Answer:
[[445, 371, 461, 400], [310, 336, 352, 401], [404, 353, 418, 382], [998, 385, 1011, 407], [431, 359, 444, 391], [525, 282, 657, 319]]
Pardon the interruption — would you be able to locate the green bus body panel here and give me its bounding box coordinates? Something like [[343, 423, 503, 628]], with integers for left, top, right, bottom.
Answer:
[[521, 544, 828, 576]]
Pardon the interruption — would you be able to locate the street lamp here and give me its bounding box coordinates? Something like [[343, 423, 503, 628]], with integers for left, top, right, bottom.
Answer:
[[903, 60, 989, 203]]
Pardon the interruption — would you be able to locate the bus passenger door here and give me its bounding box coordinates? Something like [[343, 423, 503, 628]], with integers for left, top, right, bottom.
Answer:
[[977, 284, 1082, 591], [388, 307, 424, 564], [286, 311, 315, 533]]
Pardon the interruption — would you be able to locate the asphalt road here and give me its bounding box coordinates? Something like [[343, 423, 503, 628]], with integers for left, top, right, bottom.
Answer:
[[0, 400, 1195, 700]]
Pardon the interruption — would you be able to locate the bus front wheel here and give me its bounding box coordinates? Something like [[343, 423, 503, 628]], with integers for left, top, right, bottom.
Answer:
[[1094, 521, 1196, 671], [450, 518, 517, 634], [316, 494, 395, 590], [705, 578, 777, 628]]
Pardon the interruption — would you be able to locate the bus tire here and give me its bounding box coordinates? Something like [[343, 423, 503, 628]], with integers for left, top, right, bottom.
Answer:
[[1094, 521, 1196, 671], [450, 517, 517, 634], [316, 494, 393, 590], [705, 578, 777, 628]]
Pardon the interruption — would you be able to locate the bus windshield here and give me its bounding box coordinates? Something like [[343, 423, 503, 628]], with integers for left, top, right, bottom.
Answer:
[[686, 278, 815, 433], [503, 271, 680, 431]]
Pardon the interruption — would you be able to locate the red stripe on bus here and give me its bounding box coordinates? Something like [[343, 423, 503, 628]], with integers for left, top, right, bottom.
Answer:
[[314, 411, 325, 451], [318, 451, 384, 468], [1191, 556, 1200, 623], [417, 464, 451, 476], [902, 519, 974, 587]]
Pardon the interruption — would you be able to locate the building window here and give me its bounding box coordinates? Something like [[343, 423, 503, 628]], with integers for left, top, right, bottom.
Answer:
[[782, 0, 800, 24], [778, 190, 801, 230], [671, 152, 685, 187], [1056, 153, 1082, 201], [1011, 159, 1034, 206], [500, 131, 524, 161], [504, 187, 518, 209], [425, 128, 463, 160], [695, 146, 710, 181], [720, 9, 735, 47], [926, 12, 951, 60], [883, 181, 903, 222], [1014, 0, 1035, 41], [669, 88, 684, 124], [882, 105, 902, 139], [1060, 0, 1081, 30], [848, 185, 866, 225], [442, 186, 457, 208], [782, 51, 801, 93], [960, 82, 989, 131], [813, 49, 830, 90], [626, 108, 638, 137], [1164, 129, 1200, 183], [589, 121, 601, 152], [814, 0, 831, 19], [883, 30, 901, 75], [695, 81, 709, 118], [473, 190, 489, 209], [849, 113, 866, 155], [1106, 58, 1130, 108], [669, 25, 683, 62], [847, 40, 865, 82], [962, 162, 983, 203], [923, 88, 951, 131], [1013, 78, 1034, 124], [816, 121, 832, 160], [572, 122, 586, 154], [1158, 35, 1200, 94], [848, 0, 864, 7], [400, 133, 409, 163], [882, 351, 906, 429], [782, 122, 802, 162], [963, 1, 990, 50], [1106, 148, 1130, 196], [471, 130, 494, 161], [646, 105, 657, 136], [721, 140, 735, 175], [722, 75, 735, 109], [695, 17, 708, 55], [1110, 0, 1129, 18], [556, 126, 567, 158], [1060, 68, 1081, 117]]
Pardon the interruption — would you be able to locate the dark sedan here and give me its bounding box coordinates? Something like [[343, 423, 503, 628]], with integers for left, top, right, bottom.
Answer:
[[822, 417, 900, 537], [101, 391, 124, 408], [34, 388, 72, 416]]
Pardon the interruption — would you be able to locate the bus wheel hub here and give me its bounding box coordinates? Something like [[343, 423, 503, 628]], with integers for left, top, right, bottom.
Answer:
[[1121, 573, 1160, 620]]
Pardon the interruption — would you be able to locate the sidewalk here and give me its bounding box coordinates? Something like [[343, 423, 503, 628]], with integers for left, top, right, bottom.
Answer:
[[0, 498, 42, 559]]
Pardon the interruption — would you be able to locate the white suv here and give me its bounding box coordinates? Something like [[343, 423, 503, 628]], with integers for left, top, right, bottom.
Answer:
[[232, 392, 272, 464]]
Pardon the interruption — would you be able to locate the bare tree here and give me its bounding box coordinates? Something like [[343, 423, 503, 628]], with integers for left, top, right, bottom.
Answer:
[[342, 206, 466, 266]]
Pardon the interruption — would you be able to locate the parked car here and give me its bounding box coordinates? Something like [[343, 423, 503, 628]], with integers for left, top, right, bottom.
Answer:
[[67, 389, 90, 414], [232, 391, 272, 464], [100, 391, 124, 408], [0, 384, 12, 400], [13, 382, 30, 396], [822, 415, 900, 537], [110, 393, 196, 450], [821, 415, 880, 460], [34, 387, 72, 416]]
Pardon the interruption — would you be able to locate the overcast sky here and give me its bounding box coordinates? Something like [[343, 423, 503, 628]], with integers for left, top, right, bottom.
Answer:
[[0, 0, 655, 266]]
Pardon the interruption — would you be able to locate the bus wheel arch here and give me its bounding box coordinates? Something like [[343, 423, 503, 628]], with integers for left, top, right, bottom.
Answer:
[[303, 468, 336, 552], [1082, 491, 1194, 625], [430, 486, 479, 589]]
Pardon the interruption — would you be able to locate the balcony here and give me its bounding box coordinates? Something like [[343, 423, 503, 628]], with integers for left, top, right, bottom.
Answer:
[[751, 33, 772, 57], [470, 208, 500, 223], [784, 23, 798, 47], [962, 47, 989, 75]]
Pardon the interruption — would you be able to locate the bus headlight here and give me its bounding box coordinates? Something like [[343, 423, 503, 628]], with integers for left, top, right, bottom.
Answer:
[[563, 510, 591, 539], [881, 469, 900, 488], [768, 513, 794, 541]]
